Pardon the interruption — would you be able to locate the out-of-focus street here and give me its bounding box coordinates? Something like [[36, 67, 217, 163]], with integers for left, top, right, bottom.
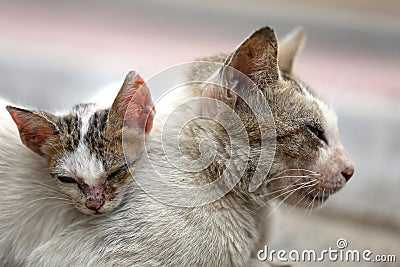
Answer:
[[0, 1, 399, 265]]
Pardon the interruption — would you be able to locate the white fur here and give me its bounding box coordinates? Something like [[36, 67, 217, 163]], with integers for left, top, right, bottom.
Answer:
[[2, 79, 348, 266], [79, 104, 99, 137], [297, 82, 353, 198], [0, 98, 84, 265], [0, 30, 351, 266], [0, 82, 345, 267], [298, 81, 339, 145], [3, 86, 265, 266], [58, 104, 107, 186], [0, 78, 302, 266], [60, 143, 105, 187], [316, 100, 338, 141]]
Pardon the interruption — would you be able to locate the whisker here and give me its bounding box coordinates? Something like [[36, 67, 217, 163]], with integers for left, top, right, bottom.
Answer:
[[267, 174, 319, 184], [266, 182, 317, 218], [23, 196, 73, 207], [309, 193, 318, 216], [261, 178, 318, 197], [304, 190, 317, 216], [272, 168, 320, 177], [28, 181, 63, 192], [265, 181, 317, 206], [288, 187, 317, 215], [261, 181, 315, 198], [46, 202, 75, 214]]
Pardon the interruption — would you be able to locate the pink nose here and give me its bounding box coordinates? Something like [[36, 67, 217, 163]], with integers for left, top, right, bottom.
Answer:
[[85, 201, 103, 211], [342, 165, 355, 181], [91, 187, 104, 197]]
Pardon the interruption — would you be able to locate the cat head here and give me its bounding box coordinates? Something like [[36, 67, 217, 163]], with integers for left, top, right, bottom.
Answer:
[[7, 71, 154, 215], [202, 27, 354, 208]]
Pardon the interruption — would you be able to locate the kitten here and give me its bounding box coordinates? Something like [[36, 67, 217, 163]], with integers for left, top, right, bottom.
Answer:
[[0, 71, 154, 265], [24, 26, 353, 266]]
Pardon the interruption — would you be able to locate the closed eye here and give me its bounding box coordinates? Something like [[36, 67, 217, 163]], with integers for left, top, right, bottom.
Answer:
[[107, 165, 128, 180], [307, 125, 328, 145], [57, 176, 77, 184]]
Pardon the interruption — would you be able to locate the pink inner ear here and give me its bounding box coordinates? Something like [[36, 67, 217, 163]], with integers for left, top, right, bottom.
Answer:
[[122, 75, 155, 133], [7, 108, 54, 156]]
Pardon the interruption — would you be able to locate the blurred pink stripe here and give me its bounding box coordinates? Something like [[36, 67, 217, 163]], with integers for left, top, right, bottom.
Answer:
[[0, 2, 399, 104]]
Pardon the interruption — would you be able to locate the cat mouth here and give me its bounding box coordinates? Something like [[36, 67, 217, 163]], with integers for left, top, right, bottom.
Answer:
[[304, 180, 346, 203]]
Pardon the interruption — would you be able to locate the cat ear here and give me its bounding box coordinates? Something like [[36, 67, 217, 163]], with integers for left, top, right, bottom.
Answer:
[[6, 106, 58, 156], [108, 71, 155, 134], [278, 27, 305, 74], [202, 26, 280, 116], [224, 26, 280, 85]]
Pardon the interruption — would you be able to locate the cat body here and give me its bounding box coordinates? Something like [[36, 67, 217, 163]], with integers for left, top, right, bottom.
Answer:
[[24, 115, 264, 266], [25, 26, 354, 267], [3, 26, 354, 266], [0, 71, 154, 265]]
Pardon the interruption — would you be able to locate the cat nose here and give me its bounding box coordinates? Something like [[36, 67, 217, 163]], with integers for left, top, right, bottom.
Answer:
[[341, 165, 355, 182], [85, 200, 103, 211]]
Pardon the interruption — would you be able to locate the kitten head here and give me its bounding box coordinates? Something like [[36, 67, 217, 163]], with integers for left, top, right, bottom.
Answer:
[[7, 71, 154, 215], [203, 27, 354, 208]]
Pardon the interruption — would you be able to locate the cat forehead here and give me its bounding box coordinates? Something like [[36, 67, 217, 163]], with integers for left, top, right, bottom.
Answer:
[[275, 77, 338, 133], [294, 80, 338, 136], [55, 104, 110, 150], [71, 103, 108, 137], [58, 143, 106, 186], [52, 104, 121, 179]]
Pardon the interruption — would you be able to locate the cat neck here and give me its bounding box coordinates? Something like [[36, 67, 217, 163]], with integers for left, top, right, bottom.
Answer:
[[185, 118, 265, 205]]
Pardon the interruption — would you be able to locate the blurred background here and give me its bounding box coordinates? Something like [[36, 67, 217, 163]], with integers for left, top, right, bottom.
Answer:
[[0, 0, 399, 265]]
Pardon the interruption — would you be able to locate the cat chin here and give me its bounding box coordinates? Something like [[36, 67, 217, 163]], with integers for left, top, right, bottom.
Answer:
[[280, 191, 330, 209], [74, 203, 109, 216], [265, 170, 347, 209], [287, 177, 346, 208], [76, 207, 108, 216], [74, 205, 96, 215], [76, 200, 123, 215]]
